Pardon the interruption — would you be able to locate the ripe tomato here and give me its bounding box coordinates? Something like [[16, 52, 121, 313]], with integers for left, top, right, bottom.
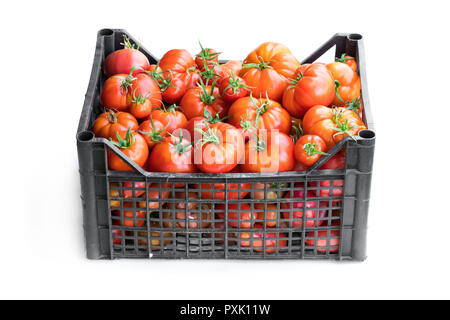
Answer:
[[137, 184, 171, 212], [158, 49, 198, 104], [93, 111, 138, 139], [335, 53, 357, 72], [194, 122, 244, 173], [163, 192, 212, 229], [195, 43, 220, 69], [255, 203, 278, 228], [220, 60, 243, 79], [219, 73, 251, 103], [107, 129, 149, 171], [183, 108, 227, 143], [112, 202, 146, 227], [216, 203, 256, 229], [295, 135, 328, 167], [150, 104, 187, 135], [253, 183, 287, 200], [227, 96, 292, 136], [180, 82, 228, 120], [281, 188, 325, 228], [241, 130, 295, 173], [147, 130, 197, 173], [240, 42, 300, 102], [100, 72, 135, 111], [302, 105, 366, 150], [138, 116, 168, 149], [292, 63, 335, 113], [310, 153, 346, 199], [305, 230, 340, 253], [236, 225, 287, 253], [326, 62, 361, 108], [104, 36, 150, 77], [193, 167, 250, 200], [282, 84, 308, 119], [126, 73, 162, 119], [199, 62, 224, 86]]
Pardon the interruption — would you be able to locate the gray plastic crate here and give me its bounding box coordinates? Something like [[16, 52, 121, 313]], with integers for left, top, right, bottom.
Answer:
[[77, 29, 375, 261]]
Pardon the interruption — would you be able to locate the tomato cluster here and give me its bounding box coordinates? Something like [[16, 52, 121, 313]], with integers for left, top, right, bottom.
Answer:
[[96, 36, 366, 253]]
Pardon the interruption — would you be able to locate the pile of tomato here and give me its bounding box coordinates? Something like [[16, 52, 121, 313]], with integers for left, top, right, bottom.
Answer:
[[94, 36, 366, 253]]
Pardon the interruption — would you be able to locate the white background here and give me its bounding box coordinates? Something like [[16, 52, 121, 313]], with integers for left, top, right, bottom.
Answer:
[[1, 0, 449, 300]]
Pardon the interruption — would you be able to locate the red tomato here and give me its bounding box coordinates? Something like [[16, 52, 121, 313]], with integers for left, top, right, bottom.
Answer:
[[100, 72, 135, 111], [240, 42, 300, 102], [107, 129, 149, 171], [219, 73, 251, 103], [255, 203, 278, 228], [241, 130, 295, 173], [282, 84, 308, 119], [93, 111, 138, 139], [335, 53, 357, 72], [199, 63, 224, 86], [326, 62, 361, 108], [195, 43, 220, 69], [221, 60, 243, 79], [183, 109, 226, 143], [150, 104, 188, 135], [292, 63, 335, 113], [163, 192, 212, 229], [193, 167, 250, 200], [127, 73, 162, 119], [305, 230, 340, 253], [281, 188, 325, 228], [236, 225, 288, 253], [147, 130, 197, 173], [310, 153, 346, 199], [302, 105, 366, 150], [295, 135, 328, 167], [104, 36, 150, 77], [137, 185, 171, 212], [216, 203, 256, 229], [138, 116, 168, 149], [180, 82, 229, 120], [194, 122, 244, 173], [227, 96, 292, 136], [112, 202, 146, 227]]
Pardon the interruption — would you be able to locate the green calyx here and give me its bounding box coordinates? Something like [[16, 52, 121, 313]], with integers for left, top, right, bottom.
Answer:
[[243, 57, 272, 71], [119, 65, 140, 91], [121, 35, 141, 50], [106, 110, 118, 124], [138, 115, 170, 143], [169, 130, 192, 155], [331, 118, 364, 142], [198, 77, 216, 105], [335, 53, 352, 63], [222, 71, 253, 97], [195, 122, 220, 146], [131, 88, 147, 105], [334, 80, 345, 103], [197, 41, 221, 64], [110, 128, 135, 149], [303, 143, 329, 157], [203, 108, 229, 124], [346, 97, 361, 115]]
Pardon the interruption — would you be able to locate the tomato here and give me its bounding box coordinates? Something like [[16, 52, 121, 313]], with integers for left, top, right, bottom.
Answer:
[[93, 111, 138, 139], [140, 222, 173, 248], [193, 167, 250, 200], [199, 62, 224, 86], [302, 105, 366, 150], [322, 153, 346, 170], [112, 202, 146, 227], [240, 42, 300, 102], [158, 49, 198, 104], [295, 134, 328, 167], [180, 82, 228, 120], [138, 116, 168, 149], [293, 161, 309, 171], [147, 130, 197, 173], [150, 104, 187, 135], [195, 43, 220, 69], [194, 122, 244, 173], [252, 182, 287, 200], [107, 129, 149, 171], [183, 108, 226, 143], [216, 203, 256, 228], [163, 192, 212, 229], [227, 96, 292, 137], [345, 97, 363, 120], [255, 203, 278, 228], [241, 130, 295, 173], [305, 230, 340, 253], [235, 225, 287, 253], [219, 73, 251, 103], [291, 63, 335, 114], [310, 153, 346, 199], [335, 53, 357, 72], [126, 73, 162, 119], [326, 62, 361, 108], [100, 72, 135, 111], [281, 188, 325, 228], [104, 36, 150, 77], [282, 84, 308, 119], [137, 184, 171, 212], [220, 60, 243, 79]]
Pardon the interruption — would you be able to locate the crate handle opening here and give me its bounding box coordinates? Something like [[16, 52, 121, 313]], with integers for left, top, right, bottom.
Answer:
[[348, 34, 363, 41], [358, 129, 375, 140], [77, 130, 95, 142], [99, 29, 114, 36]]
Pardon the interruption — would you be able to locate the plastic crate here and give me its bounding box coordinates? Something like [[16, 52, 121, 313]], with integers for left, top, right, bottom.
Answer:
[[77, 29, 375, 261]]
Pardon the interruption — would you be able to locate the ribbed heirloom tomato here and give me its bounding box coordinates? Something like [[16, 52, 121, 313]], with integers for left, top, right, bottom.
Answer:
[[302, 105, 366, 150], [291, 63, 335, 114], [100, 71, 135, 112], [194, 122, 244, 173], [326, 62, 361, 108], [227, 96, 292, 138], [180, 82, 228, 120], [93, 111, 138, 139], [220, 60, 242, 79], [335, 53, 357, 72], [107, 129, 149, 171], [104, 36, 150, 77], [150, 104, 187, 135], [241, 130, 295, 173], [240, 42, 300, 102]]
